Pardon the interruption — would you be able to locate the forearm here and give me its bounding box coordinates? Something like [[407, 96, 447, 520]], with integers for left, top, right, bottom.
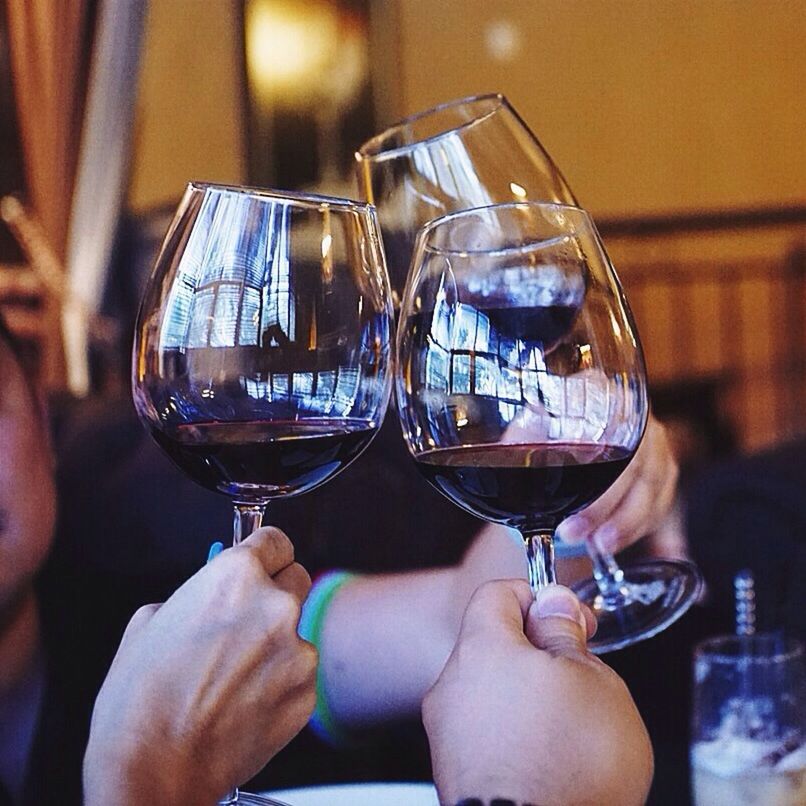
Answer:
[[319, 525, 531, 727], [319, 565, 458, 727]]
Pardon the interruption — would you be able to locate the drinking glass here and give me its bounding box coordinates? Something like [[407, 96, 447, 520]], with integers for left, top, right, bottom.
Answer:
[[358, 94, 702, 652], [396, 201, 699, 652], [691, 634, 806, 806], [132, 182, 393, 804]]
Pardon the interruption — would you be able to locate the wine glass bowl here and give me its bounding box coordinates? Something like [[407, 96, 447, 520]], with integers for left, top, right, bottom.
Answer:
[[133, 183, 393, 510], [397, 202, 647, 592], [356, 93, 576, 303]]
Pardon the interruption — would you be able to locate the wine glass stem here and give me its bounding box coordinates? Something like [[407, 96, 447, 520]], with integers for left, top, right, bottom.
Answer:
[[590, 548, 632, 609], [233, 502, 266, 547], [221, 503, 266, 805], [522, 529, 556, 595]]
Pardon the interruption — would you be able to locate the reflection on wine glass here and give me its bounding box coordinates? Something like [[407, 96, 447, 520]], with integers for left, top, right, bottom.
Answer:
[[132, 182, 393, 804], [357, 93, 703, 652], [397, 202, 701, 652]]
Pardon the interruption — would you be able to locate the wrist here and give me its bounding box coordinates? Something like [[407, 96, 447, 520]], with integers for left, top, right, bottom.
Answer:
[[437, 772, 544, 806], [298, 570, 359, 745], [454, 800, 539, 806], [84, 742, 216, 806]]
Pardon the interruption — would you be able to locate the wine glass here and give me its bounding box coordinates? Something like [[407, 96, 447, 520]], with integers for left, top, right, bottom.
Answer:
[[357, 94, 702, 652], [132, 182, 393, 804], [356, 93, 576, 307], [396, 201, 701, 652]]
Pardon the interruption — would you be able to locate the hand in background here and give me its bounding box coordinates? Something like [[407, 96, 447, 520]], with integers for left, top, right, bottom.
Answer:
[[557, 413, 679, 555], [84, 527, 316, 806], [423, 582, 653, 806]]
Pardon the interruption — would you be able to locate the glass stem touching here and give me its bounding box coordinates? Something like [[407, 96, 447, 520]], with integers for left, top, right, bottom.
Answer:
[[522, 529, 556, 595], [590, 548, 632, 610], [233, 502, 266, 547]]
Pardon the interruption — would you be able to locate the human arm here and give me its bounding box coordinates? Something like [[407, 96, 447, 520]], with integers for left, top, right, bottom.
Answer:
[[423, 582, 653, 806], [317, 414, 678, 728], [83, 527, 317, 806]]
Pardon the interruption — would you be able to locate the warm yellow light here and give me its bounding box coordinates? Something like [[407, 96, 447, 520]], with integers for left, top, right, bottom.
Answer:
[[510, 182, 527, 198], [245, 0, 339, 103]]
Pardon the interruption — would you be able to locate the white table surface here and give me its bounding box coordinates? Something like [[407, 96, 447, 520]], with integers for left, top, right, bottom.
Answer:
[[262, 782, 439, 805]]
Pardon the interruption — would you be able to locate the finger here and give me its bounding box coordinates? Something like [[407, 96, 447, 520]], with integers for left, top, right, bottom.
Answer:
[[581, 601, 598, 639], [591, 441, 678, 555], [122, 603, 161, 641], [238, 526, 295, 576], [272, 562, 312, 604], [525, 585, 588, 658], [459, 579, 533, 641], [590, 474, 656, 553], [556, 461, 635, 544]]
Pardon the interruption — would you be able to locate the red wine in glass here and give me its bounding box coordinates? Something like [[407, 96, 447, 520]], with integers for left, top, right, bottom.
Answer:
[[152, 418, 379, 502], [415, 443, 633, 531]]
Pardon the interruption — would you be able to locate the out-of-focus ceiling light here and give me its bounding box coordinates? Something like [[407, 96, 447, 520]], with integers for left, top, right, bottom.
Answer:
[[485, 19, 521, 63], [246, 0, 339, 103]]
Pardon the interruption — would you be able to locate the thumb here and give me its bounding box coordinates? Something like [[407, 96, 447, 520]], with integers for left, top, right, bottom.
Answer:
[[459, 579, 534, 642], [525, 585, 588, 658]]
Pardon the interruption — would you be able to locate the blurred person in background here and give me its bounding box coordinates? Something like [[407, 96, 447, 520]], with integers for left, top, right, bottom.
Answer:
[[0, 318, 315, 804]]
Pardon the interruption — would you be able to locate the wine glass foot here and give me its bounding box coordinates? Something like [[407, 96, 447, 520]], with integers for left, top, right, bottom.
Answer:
[[221, 794, 291, 806], [573, 559, 704, 655]]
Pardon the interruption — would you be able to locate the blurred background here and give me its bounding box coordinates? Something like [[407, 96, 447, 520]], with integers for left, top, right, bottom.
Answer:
[[1, 0, 804, 469]]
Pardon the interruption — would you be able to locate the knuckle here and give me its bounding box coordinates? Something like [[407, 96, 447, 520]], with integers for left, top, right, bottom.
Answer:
[[294, 563, 313, 594], [472, 579, 504, 602], [128, 603, 160, 629], [134, 602, 160, 619], [232, 545, 267, 578], [294, 686, 317, 726], [268, 589, 301, 626], [264, 526, 294, 556]]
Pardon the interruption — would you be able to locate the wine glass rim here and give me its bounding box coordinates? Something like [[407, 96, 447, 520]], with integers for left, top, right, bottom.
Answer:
[[355, 93, 507, 163], [695, 633, 804, 665], [187, 181, 375, 214], [418, 202, 593, 257]]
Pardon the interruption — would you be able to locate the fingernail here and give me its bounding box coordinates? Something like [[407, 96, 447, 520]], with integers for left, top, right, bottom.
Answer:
[[206, 541, 224, 563], [534, 585, 582, 623], [556, 516, 589, 544], [593, 525, 618, 553]]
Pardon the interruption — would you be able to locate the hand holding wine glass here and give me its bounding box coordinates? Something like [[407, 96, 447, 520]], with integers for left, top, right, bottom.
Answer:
[[84, 528, 315, 806], [423, 581, 653, 806], [556, 413, 680, 555]]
